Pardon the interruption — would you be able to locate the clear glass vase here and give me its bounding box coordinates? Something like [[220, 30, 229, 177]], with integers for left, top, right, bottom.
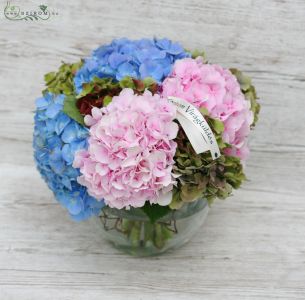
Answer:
[[92, 199, 209, 256]]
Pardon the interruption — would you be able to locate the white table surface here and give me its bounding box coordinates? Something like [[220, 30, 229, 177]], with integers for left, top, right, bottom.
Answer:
[[1, 0, 305, 299]]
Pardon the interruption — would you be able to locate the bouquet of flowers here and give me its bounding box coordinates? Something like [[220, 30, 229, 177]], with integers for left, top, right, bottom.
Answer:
[[34, 38, 260, 255]]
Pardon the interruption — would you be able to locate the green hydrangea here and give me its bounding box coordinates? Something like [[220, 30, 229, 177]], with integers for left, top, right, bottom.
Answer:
[[170, 111, 246, 209], [44, 60, 83, 96], [230, 68, 260, 127], [62, 76, 158, 126]]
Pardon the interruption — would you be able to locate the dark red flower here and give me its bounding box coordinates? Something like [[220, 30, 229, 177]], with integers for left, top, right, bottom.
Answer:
[[76, 79, 158, 116], [77, 94, 104, 115], [77, 86, 122, 115]]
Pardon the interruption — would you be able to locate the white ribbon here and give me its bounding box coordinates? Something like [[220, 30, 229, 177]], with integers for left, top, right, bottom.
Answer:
[[168, 96, 221, 160]]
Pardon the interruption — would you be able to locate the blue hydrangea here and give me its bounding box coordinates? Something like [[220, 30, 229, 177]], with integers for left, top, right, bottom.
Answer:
[[33, 92, 104, 221], [74, 38, 190, 93]]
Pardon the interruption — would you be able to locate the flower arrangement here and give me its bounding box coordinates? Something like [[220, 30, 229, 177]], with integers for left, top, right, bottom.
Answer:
[[34, 38, 260, 255]]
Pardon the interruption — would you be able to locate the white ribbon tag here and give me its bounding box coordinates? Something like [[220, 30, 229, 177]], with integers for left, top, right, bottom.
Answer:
[[168, 96, 221, 160]]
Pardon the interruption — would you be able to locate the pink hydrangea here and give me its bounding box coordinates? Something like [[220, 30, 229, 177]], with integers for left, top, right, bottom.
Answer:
[[73, 88, 178, 209], [162, 57, 254, 160]]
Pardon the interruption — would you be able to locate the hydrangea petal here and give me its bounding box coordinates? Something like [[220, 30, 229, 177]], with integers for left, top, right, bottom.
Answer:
[[36, 96, 50, 109], [55, 113, 71, 135], [74, 89, 178, 209], [74, 38, 190, 92], [139, 61, 164, 82], [45, 103, 62, 118], [117, 62, 138, 80], [162, 58, 253, 160], [61, 123, 78, 143], [33, 92, 104, 221]]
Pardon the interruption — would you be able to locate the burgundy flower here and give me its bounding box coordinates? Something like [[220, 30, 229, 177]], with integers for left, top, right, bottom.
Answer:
[[77, 86, 122, 115]]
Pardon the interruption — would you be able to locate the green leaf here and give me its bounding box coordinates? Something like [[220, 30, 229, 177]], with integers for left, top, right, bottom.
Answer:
[[199, 107, 209, 116], [173, 121, 247, 206], [153, 223, 171, 249], [119, 77, 135, 89], [103, 95, 112, 106], [191, 49, 206, 61], [208, 118, 225, 134], [231, 68, 252, 91], [230, 68, 260, 127], [44, 72, 56, 84], [180, 184, 204, 202], [77, 83, 95, 99], [169, 189, 183, 209], [141, 202, 171, 223], [143, 77, 155, 87], [63, 96, 85, 125], [44, 61, 83, 96], [129, 222, 141, 247], [76, 77, 120, 100]]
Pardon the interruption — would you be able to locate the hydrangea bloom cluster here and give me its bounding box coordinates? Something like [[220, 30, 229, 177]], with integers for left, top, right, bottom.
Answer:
[[162, 57, 254, 159], [74, 38, 190, 93], [73, 89, 178, 209], [33, 92, 104, 220], [34, 38, 260, 223]]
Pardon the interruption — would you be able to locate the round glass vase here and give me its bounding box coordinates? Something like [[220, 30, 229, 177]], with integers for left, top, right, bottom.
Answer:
[[93, 198, 209, 256]]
